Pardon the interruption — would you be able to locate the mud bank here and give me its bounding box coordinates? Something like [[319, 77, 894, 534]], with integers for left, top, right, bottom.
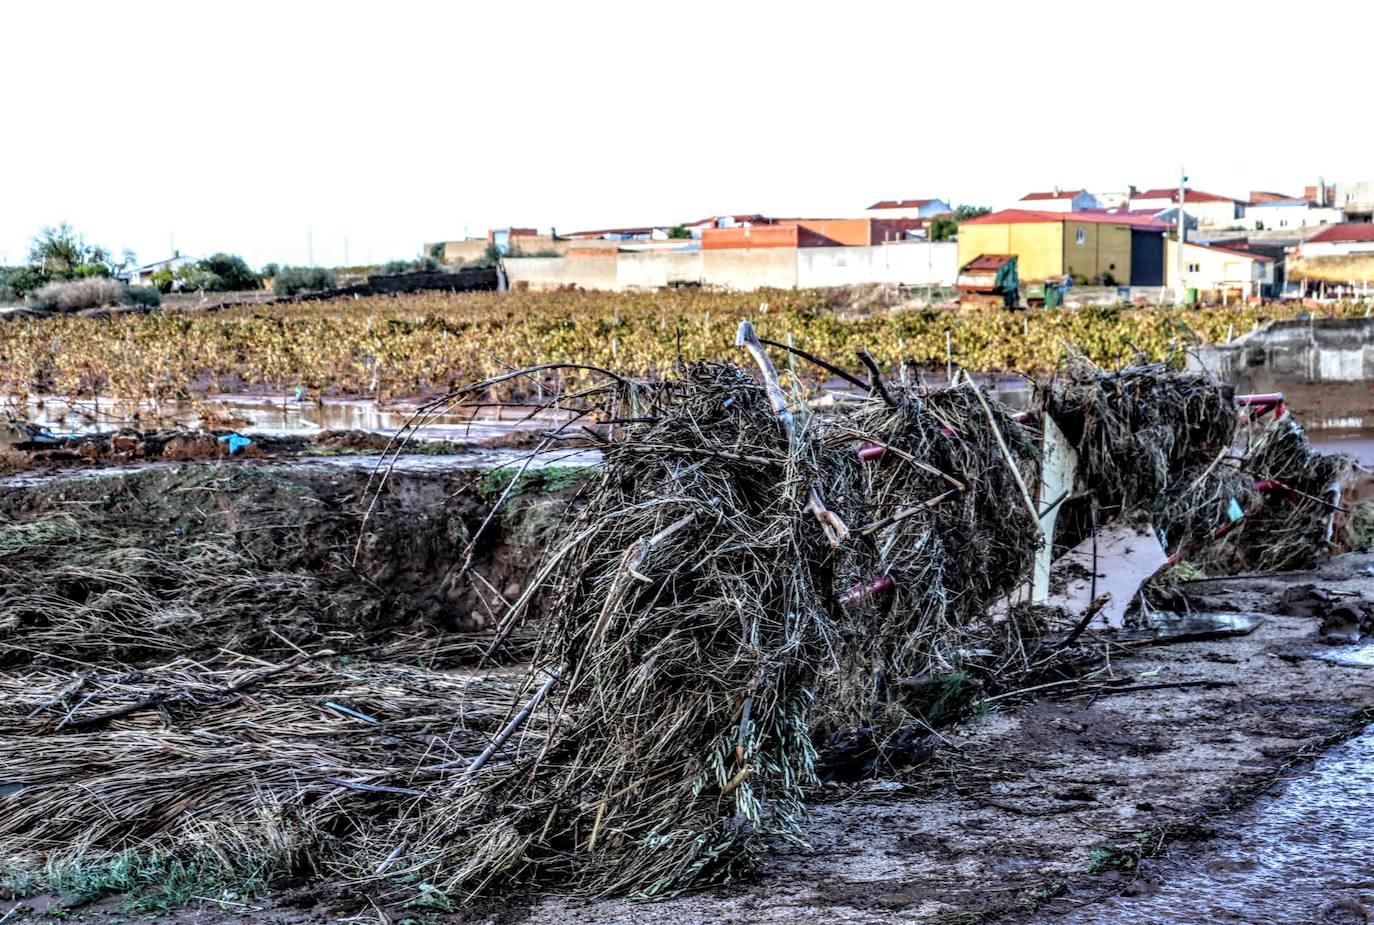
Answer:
[[0, 460, 584, 648], [7, 555, 1368, 924]]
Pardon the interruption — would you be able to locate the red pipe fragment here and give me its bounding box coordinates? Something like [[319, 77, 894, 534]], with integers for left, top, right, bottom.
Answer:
[[1235, 392, 1286, 418], [839, 574, 894, 607], [857, 443, 886, 461]]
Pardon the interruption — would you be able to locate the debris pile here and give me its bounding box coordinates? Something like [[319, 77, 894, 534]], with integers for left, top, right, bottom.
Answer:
[[0, 329, 1354, 908]]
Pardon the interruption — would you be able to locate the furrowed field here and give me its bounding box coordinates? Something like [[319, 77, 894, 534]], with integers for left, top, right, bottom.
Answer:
[[0, 288, 1360, 404]]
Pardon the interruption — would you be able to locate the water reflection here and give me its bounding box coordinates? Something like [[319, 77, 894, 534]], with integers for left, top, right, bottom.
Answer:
[[1057, 726, 1374, 924], [14, 394, 560, 443]]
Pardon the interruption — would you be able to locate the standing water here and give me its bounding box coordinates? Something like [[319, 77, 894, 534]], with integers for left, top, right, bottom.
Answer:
[[1056, 646, 1374, 924]]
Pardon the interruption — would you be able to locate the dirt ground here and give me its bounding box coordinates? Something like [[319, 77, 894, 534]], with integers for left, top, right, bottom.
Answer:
[[6, 554, 1369, 925]]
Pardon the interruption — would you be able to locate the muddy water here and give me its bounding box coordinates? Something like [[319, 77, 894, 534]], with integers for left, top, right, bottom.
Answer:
[[1057, 643, 1374, 925], [1057, 730, 1374, 924], [13, 394, 563, 442], [0, 447, 604, 488]]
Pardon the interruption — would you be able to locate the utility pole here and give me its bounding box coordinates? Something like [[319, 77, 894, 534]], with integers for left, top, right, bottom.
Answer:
[[1175, 167, 1188, 304]]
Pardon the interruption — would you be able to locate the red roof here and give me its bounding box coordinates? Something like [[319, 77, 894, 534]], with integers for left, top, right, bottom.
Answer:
[[1133, 188, 1238, 204], [1191, 242, 1273, 262], [1304, 224, 1374, 244], [867, 199, 934, 210], [1020, 189, 1085, 201], [962, 209, 1168, 230]]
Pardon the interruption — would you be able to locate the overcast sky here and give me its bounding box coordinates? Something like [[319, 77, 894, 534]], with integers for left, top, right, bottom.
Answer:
[[3, 1, 1370, 269]]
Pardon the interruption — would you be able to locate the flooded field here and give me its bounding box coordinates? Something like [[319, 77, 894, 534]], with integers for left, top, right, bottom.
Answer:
[[12, 393, 564, 442]]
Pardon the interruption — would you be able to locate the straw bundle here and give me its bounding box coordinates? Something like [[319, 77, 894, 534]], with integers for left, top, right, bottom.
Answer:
[[369, 361, 838, 899]]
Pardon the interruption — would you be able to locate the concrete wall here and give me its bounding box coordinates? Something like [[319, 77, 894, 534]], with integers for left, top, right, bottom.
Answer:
[[617, 250, 703, 289], [701, 247, 797, 290], [797, 242, 957, 288], [1188, 317, 1374, 389], [504, 257, 568, 291], [428, 240, 489, 264], [793, 219, 872, 247], [506, 242, 956, 291]]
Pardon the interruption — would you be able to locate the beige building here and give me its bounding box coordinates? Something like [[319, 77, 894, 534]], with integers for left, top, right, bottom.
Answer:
[[1166, 240, 1274, 301]]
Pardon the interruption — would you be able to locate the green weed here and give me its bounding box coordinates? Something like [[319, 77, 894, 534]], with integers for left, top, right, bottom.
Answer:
[[2, 849, 281, 916]]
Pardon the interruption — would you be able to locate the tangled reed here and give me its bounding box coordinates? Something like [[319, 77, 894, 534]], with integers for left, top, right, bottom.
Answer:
[[0, 333, 1350, 908]]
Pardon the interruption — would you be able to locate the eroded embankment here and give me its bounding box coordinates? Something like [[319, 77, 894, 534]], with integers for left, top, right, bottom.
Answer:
[[0, 461, 583, 660]]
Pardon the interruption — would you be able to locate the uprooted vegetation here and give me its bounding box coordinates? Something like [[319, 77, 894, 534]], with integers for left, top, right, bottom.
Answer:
[[0, 336, 1354, 912]]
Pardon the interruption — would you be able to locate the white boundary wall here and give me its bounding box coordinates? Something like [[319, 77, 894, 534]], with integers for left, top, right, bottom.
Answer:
[[505, 241, 959, 292]]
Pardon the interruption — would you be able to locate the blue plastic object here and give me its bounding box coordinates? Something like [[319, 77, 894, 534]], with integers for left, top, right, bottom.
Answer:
[[217, 433, 253, 455]]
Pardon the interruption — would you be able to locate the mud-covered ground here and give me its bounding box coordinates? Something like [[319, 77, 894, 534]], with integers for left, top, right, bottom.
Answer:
[[5, 550, 1370, 924], [2, 460, 1372, 925]]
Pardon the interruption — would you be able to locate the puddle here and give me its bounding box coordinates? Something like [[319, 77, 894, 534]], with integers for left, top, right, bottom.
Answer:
[[1, 448, 604, 488], [1320, 640, 1374, 668], [1058, 727, 1374, 924]]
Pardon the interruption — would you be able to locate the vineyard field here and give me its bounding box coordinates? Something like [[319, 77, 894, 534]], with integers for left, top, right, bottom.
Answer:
[[0, 289, 1362, 405]]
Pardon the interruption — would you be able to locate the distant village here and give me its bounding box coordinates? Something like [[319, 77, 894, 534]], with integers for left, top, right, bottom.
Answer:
[[429, 180, 1374, 304]]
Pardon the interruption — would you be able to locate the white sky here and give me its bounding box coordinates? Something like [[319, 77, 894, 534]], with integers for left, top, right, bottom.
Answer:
[[3, 0, 1370, 269]]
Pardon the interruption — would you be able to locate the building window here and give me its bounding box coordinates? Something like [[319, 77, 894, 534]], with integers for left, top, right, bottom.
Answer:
[[1075, 227, 1086, 245], [1187, 262, 1201, 273]]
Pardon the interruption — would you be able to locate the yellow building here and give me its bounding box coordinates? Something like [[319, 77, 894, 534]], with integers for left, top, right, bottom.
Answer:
[[958, 209, 1167, 285]]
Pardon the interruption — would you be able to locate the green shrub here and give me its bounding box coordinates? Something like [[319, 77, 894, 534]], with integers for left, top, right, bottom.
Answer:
[[176, 266, 225, 292], [381, 256, 440, 275], [272, 266, 337, 297], [125, 285, 162, 308], [199, 253, 261, 291], [1, 265, 50, 298]]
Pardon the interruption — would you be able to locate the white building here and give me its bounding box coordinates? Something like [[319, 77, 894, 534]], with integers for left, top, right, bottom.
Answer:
[[1130, 188, 1241, 228], [1166, 239, 1274, 300], [117, 253, 197, 286], [1335, 181, 1374, 222], [1295, 224, 1374, 258], [1241, 200, 1344, 231], [1093, 189, 1134, 209], [1017, 189, 1100, 213], [862, 198, 952, 219]]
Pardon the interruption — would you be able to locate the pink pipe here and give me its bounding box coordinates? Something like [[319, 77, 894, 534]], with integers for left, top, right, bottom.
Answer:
[[1235, 392, 1286, 418], [1235, 392, 1285, 406], [839, 574, 894, 607]]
